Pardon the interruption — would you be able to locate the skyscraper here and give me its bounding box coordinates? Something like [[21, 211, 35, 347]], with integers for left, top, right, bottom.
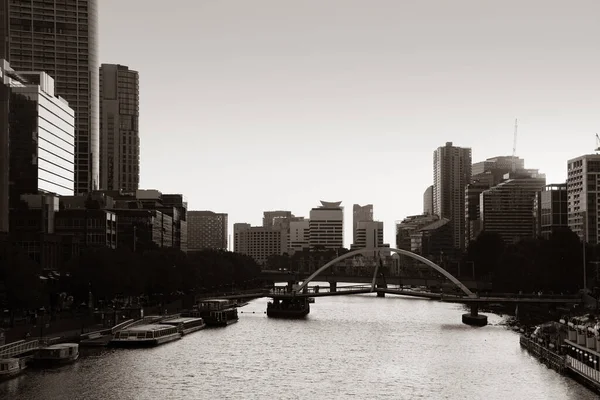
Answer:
[[433, 142, 471, 251], [352, 204, 373, 244], [0, 0, 99, 193], [567, 154, 600, 244], [309, 201, 343, 250], [100, 64, 139, 191]]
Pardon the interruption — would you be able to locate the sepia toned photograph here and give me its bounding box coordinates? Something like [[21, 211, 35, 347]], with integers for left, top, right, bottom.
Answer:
[[0, 1, 599, 399]]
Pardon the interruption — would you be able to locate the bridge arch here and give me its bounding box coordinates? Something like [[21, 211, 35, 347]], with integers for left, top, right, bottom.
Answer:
[[294, 247, 475, 298]]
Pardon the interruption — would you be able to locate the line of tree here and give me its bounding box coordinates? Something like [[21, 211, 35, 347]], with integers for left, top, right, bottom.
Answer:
[[0, 243, 261, 323], [464, 228, 591, 294]]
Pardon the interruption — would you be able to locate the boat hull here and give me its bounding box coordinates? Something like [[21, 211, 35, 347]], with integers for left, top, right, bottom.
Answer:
[[267, 307, 310, 319], [30, 353, 79, 368], [204, 317, 239, 327], [0, 360, 27, 381], [109, 333, 181, 348]]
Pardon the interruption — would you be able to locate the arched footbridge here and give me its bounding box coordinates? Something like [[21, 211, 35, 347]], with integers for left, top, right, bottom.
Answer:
[[267, 247, 583, 326]]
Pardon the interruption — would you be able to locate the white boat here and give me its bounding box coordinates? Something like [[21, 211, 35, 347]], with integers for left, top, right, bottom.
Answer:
[[0, 358, 27, 380], [110, 324, 182, 347], [159, 317, 206, 335], [32, 343, 79, 367]]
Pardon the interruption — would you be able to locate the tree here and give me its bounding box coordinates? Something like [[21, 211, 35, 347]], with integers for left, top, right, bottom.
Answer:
[[465, 232, 506, 279], [0, 241, 44, 324]]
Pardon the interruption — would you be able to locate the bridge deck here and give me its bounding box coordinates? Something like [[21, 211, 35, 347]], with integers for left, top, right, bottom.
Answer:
[[269, 286, 582, 305]]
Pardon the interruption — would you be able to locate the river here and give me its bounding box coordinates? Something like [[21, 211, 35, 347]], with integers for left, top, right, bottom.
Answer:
[[0, 292, 596, 399]]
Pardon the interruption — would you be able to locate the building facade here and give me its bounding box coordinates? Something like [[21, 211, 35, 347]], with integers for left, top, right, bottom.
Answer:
[[1, 0, 100, 193], [352, 204, 373, 244], [99, 64, 139, 191], [289, 218, 310, 254], [423, 186, 433, 215], [309, 201, 344, 250], [4, 66, 75, 204], [187, 211, 228, 251], [480, 172, 546, 244], [567, 155, 600, 244], [233, 223, 286, 265], [433, 142, 471, 251], [464, 156, 525, 243], [534, 183, 568, 240]]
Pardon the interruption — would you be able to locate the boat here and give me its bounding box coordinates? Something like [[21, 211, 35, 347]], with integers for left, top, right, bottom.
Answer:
[[31, 343, 79, 367], [159, 317, 206, 335], [0, 358, 27, 380], [267, 298, 310, 319], [193, 299, 239, 327], [110, 324, 182, 347]]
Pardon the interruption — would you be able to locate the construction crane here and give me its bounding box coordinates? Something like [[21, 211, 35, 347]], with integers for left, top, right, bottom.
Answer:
[[512, 119, 518, 172], [595, 133, 600, 152]]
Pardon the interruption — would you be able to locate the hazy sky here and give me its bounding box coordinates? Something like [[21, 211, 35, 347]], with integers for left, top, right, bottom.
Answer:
[[99, 0, 600, 247]]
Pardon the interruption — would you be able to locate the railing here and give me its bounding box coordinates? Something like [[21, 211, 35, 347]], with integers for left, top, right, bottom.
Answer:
[[0, 339, 40, 359], [567, 356, 600, 386], [520, 336, 566, 373]]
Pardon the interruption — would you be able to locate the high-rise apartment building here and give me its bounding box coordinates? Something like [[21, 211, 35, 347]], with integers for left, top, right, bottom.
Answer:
[[1, 0, 99, 193], [309, 201, 343, 250], [1, 61, 75, 218], [99, 64, 139, 191], [423, 186, 433, 215], [187, 211, 228, 251], [567, 155, 600, 244], [352, 204, 373, 244], [480, 171, 546, 244], [433, 142, 471, 250]]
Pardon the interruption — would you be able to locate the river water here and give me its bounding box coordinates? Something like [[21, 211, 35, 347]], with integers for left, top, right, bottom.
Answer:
[[0, 292, 596, 399]]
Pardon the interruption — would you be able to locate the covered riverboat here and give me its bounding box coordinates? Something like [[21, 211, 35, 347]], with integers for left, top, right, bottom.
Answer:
[[110, 324, 182, 347]]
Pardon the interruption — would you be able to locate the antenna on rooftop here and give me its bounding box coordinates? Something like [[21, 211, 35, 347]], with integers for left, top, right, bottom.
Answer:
[[512, 119, 518, 172], [595, 133, 600, 153]]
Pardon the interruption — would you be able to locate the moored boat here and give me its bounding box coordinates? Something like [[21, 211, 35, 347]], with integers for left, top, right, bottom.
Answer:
[[0, 358, 27, 380], [31, 343, 79, 367], [267, 298, 310, 319], [110, 324, 182, 347], [194, 299, 239, 327], [159, 317, 206, 335]]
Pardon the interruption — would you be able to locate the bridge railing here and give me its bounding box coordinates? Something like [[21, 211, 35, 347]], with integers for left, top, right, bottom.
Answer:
[[0, 339, 40, 359]]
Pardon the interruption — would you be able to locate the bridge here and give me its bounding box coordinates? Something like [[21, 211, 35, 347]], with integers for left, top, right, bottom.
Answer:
[[267, 247, 584, 326], [260, 271, 491, 292]]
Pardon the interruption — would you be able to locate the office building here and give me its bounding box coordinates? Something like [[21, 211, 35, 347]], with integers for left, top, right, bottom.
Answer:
[[433, 142, 471, 251], [187, 211, 228, 251], [567, 155, 600, 244], [309, 201, 344, 250], [1, 0, 100, 193], [423, 186, 433, 215], [233, 223, 286, 265], [263, 211, 292, 229], [289, 218, 310, 253], [534, 183, 568, 240], [480, 171, 546, 244], [352, 204, 373, 244], [99, 64, 139, 191], [1, 61, 75, 231], [464, 156, 525, 243]]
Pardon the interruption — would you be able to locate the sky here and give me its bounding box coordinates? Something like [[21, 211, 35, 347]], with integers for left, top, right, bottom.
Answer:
[[99, 0, 600, 248]]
